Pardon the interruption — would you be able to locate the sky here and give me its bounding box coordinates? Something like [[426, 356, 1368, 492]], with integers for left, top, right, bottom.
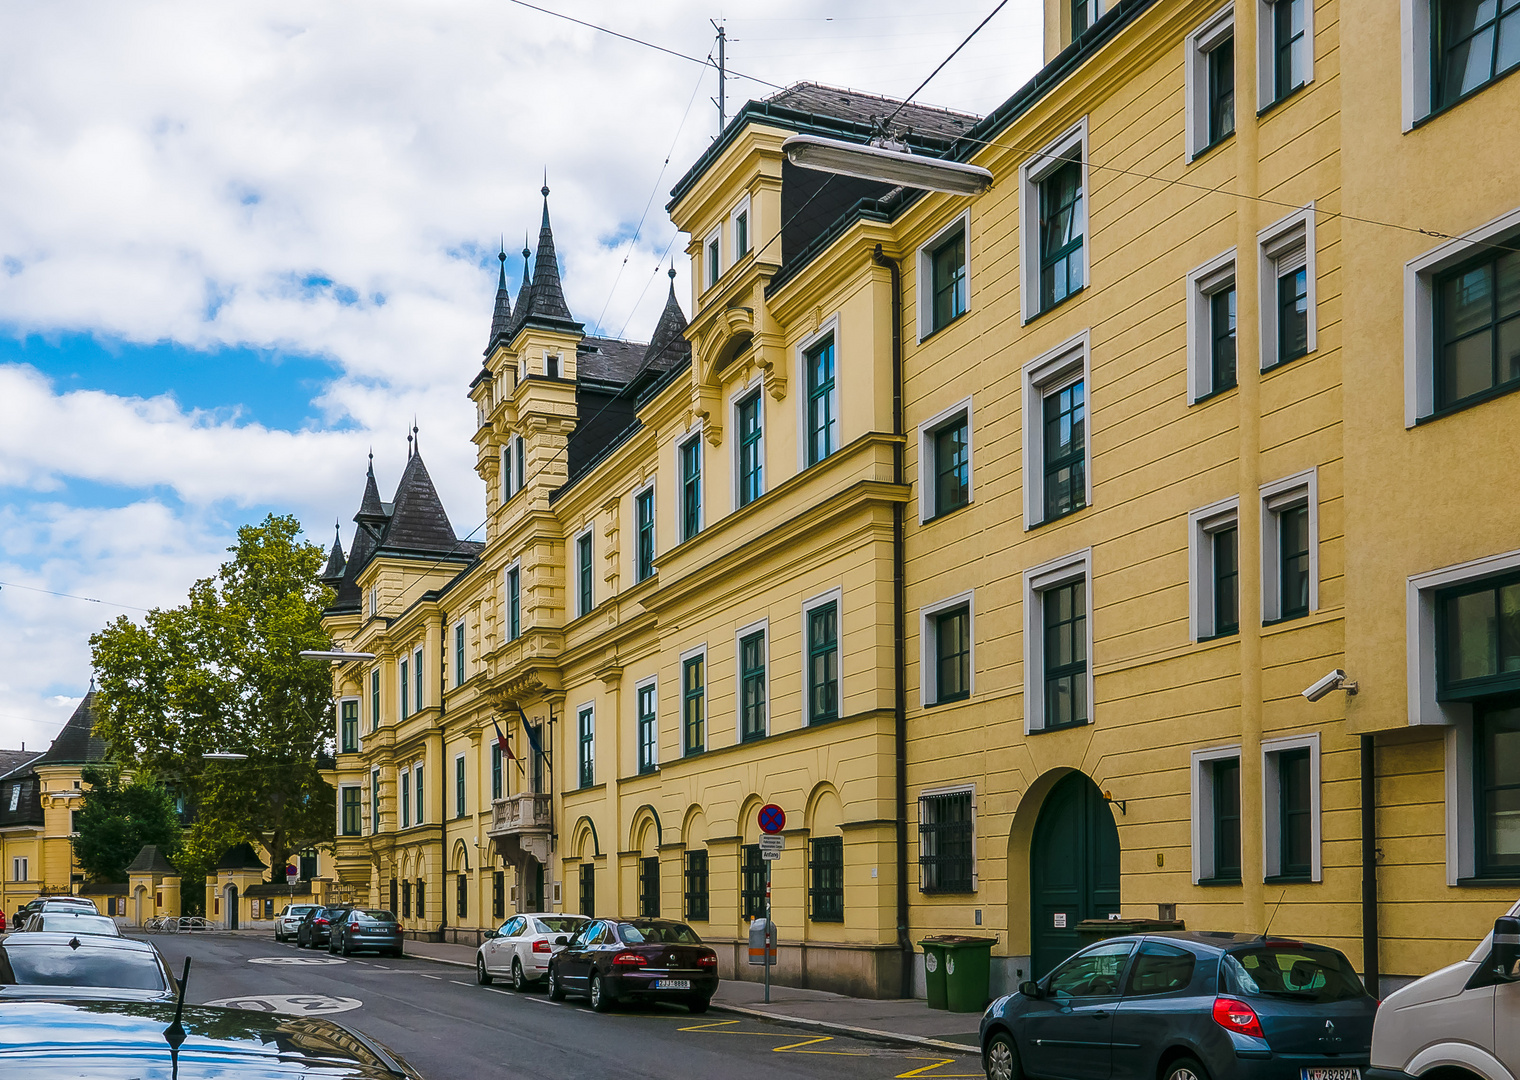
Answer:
[[0, 0, 1045, 753]]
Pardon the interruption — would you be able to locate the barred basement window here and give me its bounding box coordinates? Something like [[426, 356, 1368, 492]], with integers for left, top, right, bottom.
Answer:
[[638, 856, 660, 918], [919, 790, 975, 894], [740, 844, 766, 918], [809, 837, 844, 922], [685, 850, 709, 921]]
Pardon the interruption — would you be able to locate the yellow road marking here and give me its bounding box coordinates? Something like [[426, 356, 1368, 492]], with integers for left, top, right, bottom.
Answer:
[[893, 1058, 982, 1078], [678, 1019, 866, 1057]]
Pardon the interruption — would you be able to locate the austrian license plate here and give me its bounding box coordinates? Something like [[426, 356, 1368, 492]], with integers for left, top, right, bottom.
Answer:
[[1303, 1069, 1360, 1080], [656, 979, 691, 990]]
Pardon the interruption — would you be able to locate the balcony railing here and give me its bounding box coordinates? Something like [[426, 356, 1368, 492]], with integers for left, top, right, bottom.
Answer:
[[486, 792, 552, 866]]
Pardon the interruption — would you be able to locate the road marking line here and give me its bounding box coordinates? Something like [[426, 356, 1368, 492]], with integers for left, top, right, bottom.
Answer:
[[479, 987, 516, 998], [417, 973, 442, 980], [678, 1019, 866, 1058], [524, 996, 562, 1006], [894, 1061, 982, 1079]]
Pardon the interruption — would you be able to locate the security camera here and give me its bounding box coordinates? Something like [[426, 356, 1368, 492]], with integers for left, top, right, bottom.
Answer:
[[1302, 669, 1357, 702]]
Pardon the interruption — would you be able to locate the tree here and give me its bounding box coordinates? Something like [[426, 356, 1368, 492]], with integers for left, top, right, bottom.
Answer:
[[91, 514, 336, 883], [72, 766, 182, 883]]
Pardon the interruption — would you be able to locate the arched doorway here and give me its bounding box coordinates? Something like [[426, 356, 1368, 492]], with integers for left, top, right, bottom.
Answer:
[[1029, 771, 1120, 978], [225, 885, 239, 930]]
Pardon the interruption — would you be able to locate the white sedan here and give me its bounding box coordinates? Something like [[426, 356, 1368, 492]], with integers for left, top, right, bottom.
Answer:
[[275, 904, 318, 943], [476, 913, 588, 990]]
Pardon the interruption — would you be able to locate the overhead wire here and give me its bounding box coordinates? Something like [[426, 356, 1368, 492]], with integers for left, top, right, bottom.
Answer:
[[0, 579, 151, 613]]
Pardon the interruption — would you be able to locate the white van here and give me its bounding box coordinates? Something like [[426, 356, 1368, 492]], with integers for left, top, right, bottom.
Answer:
[[1368, 900, 1520, 1080]]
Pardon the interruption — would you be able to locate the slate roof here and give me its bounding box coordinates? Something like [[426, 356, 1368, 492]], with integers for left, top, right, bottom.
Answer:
[[763, 82, 980, 142], [215, 842, 267, 871], [578, 336, 653, 385], [125, 845, 179, 876], [320, 527, 346, 587], [0, 749, 42, 780], [639, 271, 692, 376], [376, 451, 470, 557], [31, 693, 108, 767], [0, 774, 42, 830], [518, 188, 579, 332], [485, 249, 513, 354]]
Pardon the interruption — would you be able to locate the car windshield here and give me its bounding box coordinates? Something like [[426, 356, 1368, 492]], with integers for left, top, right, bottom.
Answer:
[[0, 946, 166, 990], [1223, 944, 1367, 1002], [535, 917, 585, 934], [33, 914, 118, 936], [287, 906, 316, 916], [618, 922, 702, 945], [353, 910, 395, 924]]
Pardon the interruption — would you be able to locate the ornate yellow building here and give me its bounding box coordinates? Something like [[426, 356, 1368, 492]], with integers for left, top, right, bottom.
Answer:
[[320, 0, 1520, 998]]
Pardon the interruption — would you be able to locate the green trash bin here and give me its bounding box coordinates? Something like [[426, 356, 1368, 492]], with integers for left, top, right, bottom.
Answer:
[[919, 935, 997, 1012]]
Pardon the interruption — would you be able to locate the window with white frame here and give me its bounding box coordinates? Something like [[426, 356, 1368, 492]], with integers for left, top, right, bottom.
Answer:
[[1023, 549, 1093, 733], [413, 762, 424, 824], [735, 386, 764, 509], [1022, 331, 1091, 529], [339, 698, 359, 754], [453, 620, 465, 688], [454, 753, 466, 818], [681, 645, 707, 755], [636, 677, 658, 774], [922, 592, 974, 707], [1191, 746, 1243, 884], [399, 656, 410, 720], [1259, 206, 1316, 370], [370, 668, 380, 732], [919, 398, 972, 522], [577, 704, 595, 789], [514, 435, 525, 492], [804, 589, 842, 724], [919, 787, 976, 893], [799, 320, 840, 468], [413, 647, 424, 712], [1020, 119, 1088, 323], [736, 619, 769, 742], [919, 212, 970, 339], [679, 433, 703, 541], [575, 528, 594, 617], [1263, 734, 1321, 881], [1258, 0, 1313, 109], [501, 442, 514, 503], [732, 195, 751, 260], [705, 228, 721, 289], [1186, 6, 1236, 161], [400, 769, 410, 828], [1070, 0, 1103, 39], [1404, 206, 1520, 425], [341, 786, 362, 836], [1187, 250, 1239, 402], [371, 769, 381, 833], [1260, 469, 1317, 623], [635, 482, 656, 582], [1189, 496, 1241, 640], [368, 583, 379, 618], [1405, 0, 1520, 128], [12, 857, 27, 882]]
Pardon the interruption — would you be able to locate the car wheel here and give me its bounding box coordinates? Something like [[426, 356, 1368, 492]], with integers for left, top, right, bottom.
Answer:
[[511, 958, 527, 991], [589, 974, 614, 1013], [391, 948, 404, 959], [547, 966, 566, 1001], [1162, 1059, 1208, 1080], [476, 956, 493, 985], [687, 995, 710, 1014], [984, 1032, 1021, 1080], [341, 937, 351, 957]]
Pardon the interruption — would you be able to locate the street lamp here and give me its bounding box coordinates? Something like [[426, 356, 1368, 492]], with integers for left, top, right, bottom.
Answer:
[[202, 752, 249, 761], [299, 650, 377, 662], [782, 134, 993, 195]]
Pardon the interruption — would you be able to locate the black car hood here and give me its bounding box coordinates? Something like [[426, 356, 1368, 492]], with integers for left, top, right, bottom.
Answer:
[[0, 999, 420, 1078]]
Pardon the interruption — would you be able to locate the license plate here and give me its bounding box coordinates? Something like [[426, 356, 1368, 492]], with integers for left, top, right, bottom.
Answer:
[[1303, 1069, 1360, 1080], [655, 979, 691, 990]]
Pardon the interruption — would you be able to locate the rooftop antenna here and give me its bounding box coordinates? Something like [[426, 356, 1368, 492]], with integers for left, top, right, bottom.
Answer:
[[162, 955, 192, 1076], [710, 20, 726, 134]]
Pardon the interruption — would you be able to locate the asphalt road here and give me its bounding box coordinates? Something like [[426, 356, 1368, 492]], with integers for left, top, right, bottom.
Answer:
[[146, 932, 979, 1080]]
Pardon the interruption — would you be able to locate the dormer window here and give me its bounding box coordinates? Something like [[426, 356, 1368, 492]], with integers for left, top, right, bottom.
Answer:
[[546, 353, 560, 379]]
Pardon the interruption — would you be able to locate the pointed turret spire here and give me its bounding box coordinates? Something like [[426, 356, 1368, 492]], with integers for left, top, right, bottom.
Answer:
[[485, 242, 513, 352], [355, 451, 387, 528], [524, 179, 575, 325], [320, 521, 347, 586], [641, 263, 691, 373]]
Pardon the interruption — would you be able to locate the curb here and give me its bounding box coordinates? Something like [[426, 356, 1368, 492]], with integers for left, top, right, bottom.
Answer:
[[708, 1001, 979, 1056]]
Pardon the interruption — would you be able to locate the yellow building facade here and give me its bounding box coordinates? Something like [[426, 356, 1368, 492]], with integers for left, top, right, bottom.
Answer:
[[320, 0, 1520, 997]]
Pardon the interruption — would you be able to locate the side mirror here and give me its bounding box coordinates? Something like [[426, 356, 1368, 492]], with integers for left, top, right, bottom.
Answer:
[[483, 930, 498, 939], [1019, 980, 1043, 999], [555, 935, 569, 946], [1492, 916, 1520, 980]]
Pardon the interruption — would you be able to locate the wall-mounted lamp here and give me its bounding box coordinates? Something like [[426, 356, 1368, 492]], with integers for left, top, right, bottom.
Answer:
[[1102, 790, 1127, 815]]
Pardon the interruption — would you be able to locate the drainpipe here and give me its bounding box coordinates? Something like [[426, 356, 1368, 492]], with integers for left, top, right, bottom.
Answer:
[[438, 611, 447, 941], [873, 242, 913, 998], [1360, 733, 1379, 996]]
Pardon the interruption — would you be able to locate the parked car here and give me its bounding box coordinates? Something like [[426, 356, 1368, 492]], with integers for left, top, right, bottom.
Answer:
[[0, 910, 7, 934], [276, 904, 319, 943], [1368, 898, 1519, 1080], [329, 908, 403, 958], [476, 912, 587, 989], [17, 912, 121, 938], [0, 998, 427, 1078], [980, 932, 1377, 1080], [546, 918, 719, 1013], [295, 905, 349, 949], [18, 897, 98, 928], [0, 932, 179, 1002]]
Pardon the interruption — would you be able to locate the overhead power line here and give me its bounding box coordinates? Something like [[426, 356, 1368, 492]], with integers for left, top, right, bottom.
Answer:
[[0, 579, 151, 613]]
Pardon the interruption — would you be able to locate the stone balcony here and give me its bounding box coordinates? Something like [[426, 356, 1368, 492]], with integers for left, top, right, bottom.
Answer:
[[486, 792, 552, 866]]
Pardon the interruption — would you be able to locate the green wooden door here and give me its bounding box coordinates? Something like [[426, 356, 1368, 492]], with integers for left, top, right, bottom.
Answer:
[[1029, 771, 1121, 978]]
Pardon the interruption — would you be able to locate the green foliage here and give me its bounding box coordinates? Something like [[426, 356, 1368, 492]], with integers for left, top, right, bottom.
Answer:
[[91, 514, 336, 884], [72, 766, 182, 883]]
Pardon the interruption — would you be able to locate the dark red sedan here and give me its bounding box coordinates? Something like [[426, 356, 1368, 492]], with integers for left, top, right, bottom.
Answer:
[[546, 918, 719, 1013]]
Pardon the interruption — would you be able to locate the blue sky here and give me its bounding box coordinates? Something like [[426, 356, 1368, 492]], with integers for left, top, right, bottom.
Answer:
[[0, 0, 1041, 751]]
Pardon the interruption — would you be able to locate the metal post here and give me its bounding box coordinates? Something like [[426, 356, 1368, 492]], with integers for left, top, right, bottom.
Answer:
[[764, 860, 771, 1004], [710, 21, 726, 134]]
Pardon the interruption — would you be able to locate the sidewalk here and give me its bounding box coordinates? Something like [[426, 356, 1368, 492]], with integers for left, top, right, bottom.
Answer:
[[398, 937, 981, 1054]]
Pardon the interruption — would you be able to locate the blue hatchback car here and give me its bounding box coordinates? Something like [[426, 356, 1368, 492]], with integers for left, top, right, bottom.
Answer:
[[979, 932, 1377, 1080]]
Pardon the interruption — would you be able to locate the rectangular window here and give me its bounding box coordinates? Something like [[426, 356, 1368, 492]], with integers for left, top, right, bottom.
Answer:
[[933, 416, 970, 518], [413, 648, 424, 713], [930, 228, 968, 333], [502, 444, 514, 502], [529, 722, 544, 794], [740, 630, 767, 741], [735, 208, 749, 257], [738, 393, 763, 507], [340, 788, 362, 837], [933, 605, 972, 705], [1071, 0, 1097, 37], [577, 532, 593, 616], [340, 700, 358, 754], [1039, 158, 1085, 312], [457, 873, 468, 919], [807, 600, 840, 724], [637, 681, 658, 774], [1211, 526, 1241, 636], [400, 771, 410, 829], [492, 871, 504, 919], [1187, 9, 1236, 160], [1279, 505, 1311, 620], [1437, 571, 1520, 699], [578, 706, 594, 789], [370, 669, 380, 732], [1212, 757, 1243, 882], [1044, 580, 1088, 730], [1278, 747, 1313, 878], [515, 435, 525, 491], [1435, 248, 1520, 412], [809, 836, 844, 922], [579, 863, 595, 916], [805, 334, 837, 466], [740, 844, 766, 918], [399, 658, 410, 720], [1260, 470, 1317, 623], [416, 879, 425, 919], [1434, 0, 1520, 109], [1476, 704, 1520, 877], [12, 857, 26, 882], [1277, 265, 1309, 365], [707, 233, 720, 288], [1208, 34, 1236, 144], [401, 880, 411, 918], [680, 437, 702, 541], [1211, 287, 1238, 392], [636, 488, 655, 581], [638, 856, 660, 917], [454, 622, 465, 687], [685, 850, 710, 921], [1272, 0, 1309, 101], [490, 742, 502, 801], [414, 765, 424, 825], [1259, 209, 1315, 370], [683, 653, 706, 755], [919, 790, 975, 893], [1043, 379, 1087, 522], [1187, 252, 1237, 401], [508, 566, 521, 639], [371, 770, 381, 834], [455, 755, 466, 818]]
